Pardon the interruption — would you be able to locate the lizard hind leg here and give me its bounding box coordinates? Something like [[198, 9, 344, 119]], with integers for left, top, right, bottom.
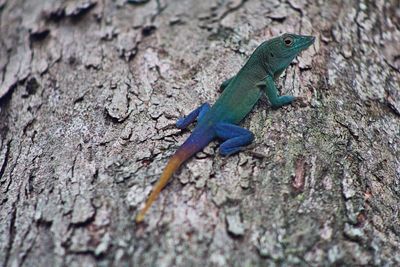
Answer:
[[215, 122, 254, 156], [176, 103, 211, 129]]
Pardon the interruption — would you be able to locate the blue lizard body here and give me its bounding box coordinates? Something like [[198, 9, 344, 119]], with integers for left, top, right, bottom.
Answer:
[[136, 33, 315, 222]]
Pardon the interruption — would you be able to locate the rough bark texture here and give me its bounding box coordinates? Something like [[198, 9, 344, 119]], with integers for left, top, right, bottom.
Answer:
[[0, 0, 399, 266]]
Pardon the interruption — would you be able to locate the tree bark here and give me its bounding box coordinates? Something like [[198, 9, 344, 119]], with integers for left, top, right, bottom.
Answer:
[[0, 0, 399, 266]]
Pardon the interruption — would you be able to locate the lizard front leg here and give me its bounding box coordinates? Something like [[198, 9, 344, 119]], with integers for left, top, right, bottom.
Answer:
[[258, 75, 296, 108], [176, 103, 210, 129], [214, 122, 254, 156]]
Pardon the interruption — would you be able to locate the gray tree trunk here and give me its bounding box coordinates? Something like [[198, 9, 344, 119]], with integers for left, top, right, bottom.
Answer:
[[1, 0, 399, 266]]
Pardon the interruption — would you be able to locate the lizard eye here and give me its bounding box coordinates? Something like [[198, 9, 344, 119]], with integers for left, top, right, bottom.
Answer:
[[284, 36, 293, 47]]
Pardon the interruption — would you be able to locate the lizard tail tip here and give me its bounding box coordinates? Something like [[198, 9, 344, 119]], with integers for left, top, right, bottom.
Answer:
[[135, 212, 145, 223]]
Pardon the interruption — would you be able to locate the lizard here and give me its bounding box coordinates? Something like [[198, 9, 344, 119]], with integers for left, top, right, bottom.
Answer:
[[136, 33, 315, 223]]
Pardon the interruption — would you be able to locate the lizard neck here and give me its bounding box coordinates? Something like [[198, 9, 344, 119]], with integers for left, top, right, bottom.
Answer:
[[237, 48, 269, 82]]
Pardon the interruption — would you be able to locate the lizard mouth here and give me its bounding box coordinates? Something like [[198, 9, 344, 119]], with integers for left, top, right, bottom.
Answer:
[[298, 36, 315, 51]]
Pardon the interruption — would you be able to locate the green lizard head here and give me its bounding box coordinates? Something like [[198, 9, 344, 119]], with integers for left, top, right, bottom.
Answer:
[[263, 33, 315, 77]]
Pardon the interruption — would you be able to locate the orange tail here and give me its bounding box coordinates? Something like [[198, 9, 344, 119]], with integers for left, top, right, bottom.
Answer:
[[135, 126, 215, 223], [135, 150, 188, 223]]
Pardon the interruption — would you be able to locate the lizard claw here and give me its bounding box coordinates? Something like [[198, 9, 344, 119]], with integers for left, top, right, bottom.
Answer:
[[292, 96, 308, 107]]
